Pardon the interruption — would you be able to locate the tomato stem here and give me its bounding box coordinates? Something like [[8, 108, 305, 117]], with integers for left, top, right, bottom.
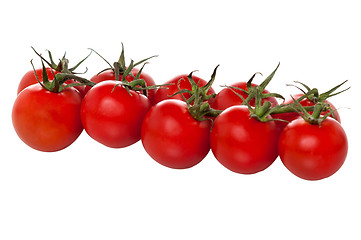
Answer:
[[311, 102, 324, 119], [55, 73, 96, 87], [255, 101, 272, 118]]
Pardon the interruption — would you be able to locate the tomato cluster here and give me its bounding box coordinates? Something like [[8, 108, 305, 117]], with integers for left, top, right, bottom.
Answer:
[[12, 47, 349, 181]]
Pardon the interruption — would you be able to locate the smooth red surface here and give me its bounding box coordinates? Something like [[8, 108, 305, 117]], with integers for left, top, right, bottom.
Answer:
[[12, 84, 83, 152], [81, 80, 151, 148], [278, 117, 348, 180], [210, 105, 280, 174], [141, 99, 211, 169]]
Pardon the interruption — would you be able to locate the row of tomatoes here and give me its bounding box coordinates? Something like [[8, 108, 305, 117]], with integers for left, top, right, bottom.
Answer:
[[12, 51, 348, 181]]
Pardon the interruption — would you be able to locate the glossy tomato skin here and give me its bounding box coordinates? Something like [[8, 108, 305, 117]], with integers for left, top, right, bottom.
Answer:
[[153, 74, 215, 105], [17, 68, 86, 97], [272, 93, 341, 130], [211, 82, 278, 111], [141, 99, 212, 169], [85, 68, 156, 104], [278, 117, 348, 180], [12, 84, 83, 152], [81, 80, 151, 148], [210, 105, 280, 174]]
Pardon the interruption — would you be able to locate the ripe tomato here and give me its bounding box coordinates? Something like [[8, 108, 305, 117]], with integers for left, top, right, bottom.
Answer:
[[141, 99, 212, 169], [278, 117, 348, 180], [17, 68, 86, 97], [211, 82, 278, 111], [12, 84, 83, 152], [81, 80, 151, 148], [84, 68, 156, 104], [153, 74, 215, 105], [271, 93, 341, 130], [210, 105, 279, 174]]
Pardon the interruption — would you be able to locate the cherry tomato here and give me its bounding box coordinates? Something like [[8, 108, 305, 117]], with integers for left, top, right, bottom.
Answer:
[[211, 82, 278, 111], [278, 117, 348, 180], [153, 74, 215, 105], [17, 68, 86, 97], [84, 68, 156, 104], [210, 105, 280, 174], [272, 93, 340, 130], [81, 80, 151, 148], [12, 84, 83, 152], [141, 99, 211, 169]]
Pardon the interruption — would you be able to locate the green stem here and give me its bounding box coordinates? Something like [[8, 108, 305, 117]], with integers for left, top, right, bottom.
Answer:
[[128, 79, 146, 88], [55, 73, 96, 87], [270, 105, 316, 115], [204, 109, 223, 118], [199, 102, 210, 113], [311, 103, 324, 119], [256, 101, 271, 118]]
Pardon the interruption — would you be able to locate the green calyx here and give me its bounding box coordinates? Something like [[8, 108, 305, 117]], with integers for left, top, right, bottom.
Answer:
[[286, 80, 349, 105], [222, 63, 350, 125], [280, 81, 350, 126], [229, 62, 284, 104], [290, 97, 331, 126], [173, 65, 222, 122], [31, 58, 95, 93], [90, 43, 159, 95], [225, 63, 285, 122], [111, 60, 165, 96], [90, 43, 158, 77], [30, 46, 95, 93]]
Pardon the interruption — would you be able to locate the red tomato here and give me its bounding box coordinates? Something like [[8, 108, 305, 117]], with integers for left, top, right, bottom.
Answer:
[[278, 117, 348, 180], [17, 68, 86, 97], [153, 74, 215, 105], [272, 93, 341, 130], [12, 84, 83, 152], [81, 80, 151, 148], [211, 82, 278, 110], [84, 68, 156, 104], [141, 99, 212, 169], [210, 105, 279, 174]]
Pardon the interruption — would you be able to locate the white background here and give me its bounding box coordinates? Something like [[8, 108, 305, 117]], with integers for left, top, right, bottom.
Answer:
[[1, 0, 360, 239]]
